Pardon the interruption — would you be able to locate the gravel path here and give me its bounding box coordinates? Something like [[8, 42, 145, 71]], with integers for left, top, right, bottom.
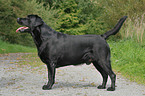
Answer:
[[0, 53, 145, 96]]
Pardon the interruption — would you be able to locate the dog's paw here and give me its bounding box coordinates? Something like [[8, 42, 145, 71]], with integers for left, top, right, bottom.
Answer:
[[42, 85, 52, 90], [97, 85, 106, 89], [107, 87, 115, 91]]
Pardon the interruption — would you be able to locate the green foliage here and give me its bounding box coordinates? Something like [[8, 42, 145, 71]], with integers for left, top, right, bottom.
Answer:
[[0, 0, 34, 46], [0, 0, 57, 46], [77, 0, 108, 35], [36, 0, 62, 9], [55, 0, 85, 35], [23, 0, 58, 29], [0, 0, 145, 46], [54, 0, 107, 35], [99, 0, 145, 27], [0, 0, 26, 44]]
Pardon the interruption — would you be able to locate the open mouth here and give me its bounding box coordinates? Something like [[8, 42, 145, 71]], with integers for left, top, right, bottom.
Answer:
[[16, 27, 29, 32]]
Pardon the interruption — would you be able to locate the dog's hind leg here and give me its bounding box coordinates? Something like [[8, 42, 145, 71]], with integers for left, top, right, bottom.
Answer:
[[42, 61, 56, 90], [98, 59, 116, 91], [93, 61, 108, 89], [93, 46, 116, 91]]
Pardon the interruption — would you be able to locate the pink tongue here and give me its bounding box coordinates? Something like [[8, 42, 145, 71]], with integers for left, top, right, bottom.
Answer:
[[16, 27, 28, 32]]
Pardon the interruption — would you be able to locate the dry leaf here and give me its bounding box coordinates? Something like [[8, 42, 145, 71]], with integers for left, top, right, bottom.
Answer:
[[72, 86, 77, 88], [10, 62, 15, 64], [91, 82, 96, 86]]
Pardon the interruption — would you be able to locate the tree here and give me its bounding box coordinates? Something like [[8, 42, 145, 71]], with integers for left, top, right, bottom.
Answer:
[[55, 0, 87, 35]]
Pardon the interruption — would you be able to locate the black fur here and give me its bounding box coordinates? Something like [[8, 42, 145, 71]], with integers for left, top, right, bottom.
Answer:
[[17, 15, 127, 91]]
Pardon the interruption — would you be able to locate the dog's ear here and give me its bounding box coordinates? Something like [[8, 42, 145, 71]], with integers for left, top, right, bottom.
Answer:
[[27, 15, 44, 30], [34, 15, 44, 27], [28, 15, 44, 31]]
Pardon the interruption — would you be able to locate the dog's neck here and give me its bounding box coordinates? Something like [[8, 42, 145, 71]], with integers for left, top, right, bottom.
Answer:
[[31, 23, 56, 52], [30, 27, 42, 49]]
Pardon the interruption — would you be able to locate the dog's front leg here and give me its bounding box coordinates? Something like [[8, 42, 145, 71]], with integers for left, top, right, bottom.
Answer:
[[42, 61, 56, 90]]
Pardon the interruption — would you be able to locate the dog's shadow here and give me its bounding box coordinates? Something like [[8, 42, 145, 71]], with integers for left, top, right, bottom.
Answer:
[[53, 81, 97, 89]]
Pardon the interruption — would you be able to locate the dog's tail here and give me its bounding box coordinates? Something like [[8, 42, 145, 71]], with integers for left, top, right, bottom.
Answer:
[[101, 16, 127, 39]]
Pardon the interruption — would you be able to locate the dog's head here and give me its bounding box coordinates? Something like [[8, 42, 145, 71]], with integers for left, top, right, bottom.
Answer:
[[16, 15, 44, 33]]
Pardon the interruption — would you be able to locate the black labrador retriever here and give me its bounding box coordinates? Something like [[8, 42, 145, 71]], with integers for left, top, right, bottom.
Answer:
[[16, 15, 127, 91]]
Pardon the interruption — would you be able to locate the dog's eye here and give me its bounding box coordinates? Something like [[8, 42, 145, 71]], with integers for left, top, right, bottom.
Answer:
[[27, 16, 31, 19], [26, 17, 30, 21]]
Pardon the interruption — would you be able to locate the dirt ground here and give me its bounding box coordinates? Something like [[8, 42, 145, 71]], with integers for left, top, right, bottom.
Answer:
[[0, 53, 145, 96]]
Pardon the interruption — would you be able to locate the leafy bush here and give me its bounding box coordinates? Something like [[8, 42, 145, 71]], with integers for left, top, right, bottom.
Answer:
[[0, 0, 34, 46], [0, 0, 27, 44], [54, 0, 85, 35], [98, 0, 145, 27], [0, 0, 144, 46], [53, 0, 108, 35], [0, 0, 57, 46]]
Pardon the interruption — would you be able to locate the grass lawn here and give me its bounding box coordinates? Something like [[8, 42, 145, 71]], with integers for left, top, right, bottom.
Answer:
[[109, 39, 145, 84], [0, 40, 36, 54]]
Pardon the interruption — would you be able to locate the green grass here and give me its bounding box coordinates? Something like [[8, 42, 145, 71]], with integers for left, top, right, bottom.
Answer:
[[0, 40, 37, 54], [109, 39, 145, 84]]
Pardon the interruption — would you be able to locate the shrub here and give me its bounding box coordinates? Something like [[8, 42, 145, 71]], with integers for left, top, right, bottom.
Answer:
[[0, 0, 144, 46], [120, 13, 145, 44], [98, 0, 145, 27], [53, 0, 107, 35], [54, 0, 85, 35], [0, 0, 57, 46]]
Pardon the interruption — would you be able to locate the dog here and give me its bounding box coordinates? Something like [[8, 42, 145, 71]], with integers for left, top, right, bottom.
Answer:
[[16, 15, 127, 91]]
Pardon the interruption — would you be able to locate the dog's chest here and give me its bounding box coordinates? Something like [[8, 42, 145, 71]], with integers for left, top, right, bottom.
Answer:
[[37, 47, 50, 64]]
